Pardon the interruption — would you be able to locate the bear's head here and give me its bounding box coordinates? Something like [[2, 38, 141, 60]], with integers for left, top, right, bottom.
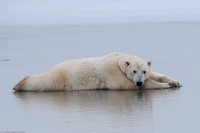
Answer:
[[118, 57, 151, 87]]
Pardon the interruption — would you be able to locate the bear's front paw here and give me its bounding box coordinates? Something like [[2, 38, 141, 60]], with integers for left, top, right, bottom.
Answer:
[[169, 81, 182, 88], [162, 83, 171, 89]]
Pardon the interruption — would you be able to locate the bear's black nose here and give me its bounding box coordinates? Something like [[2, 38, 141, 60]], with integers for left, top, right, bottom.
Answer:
[[136, 81, 143, 86]]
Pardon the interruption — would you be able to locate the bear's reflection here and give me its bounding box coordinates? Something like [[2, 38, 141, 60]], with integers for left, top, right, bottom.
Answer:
[[13, 89, 178, 117]]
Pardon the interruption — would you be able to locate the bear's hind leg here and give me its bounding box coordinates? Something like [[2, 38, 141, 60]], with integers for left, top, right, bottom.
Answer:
[[13, 76, 30, 91]]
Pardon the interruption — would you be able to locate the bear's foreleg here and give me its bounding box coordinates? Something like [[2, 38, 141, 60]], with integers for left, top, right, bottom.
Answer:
[[144, 79, 172, 89], [149, 72, 182, 87]]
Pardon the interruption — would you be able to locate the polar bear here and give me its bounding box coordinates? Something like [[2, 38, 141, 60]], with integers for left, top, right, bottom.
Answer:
[[13, 53, 181, 91]]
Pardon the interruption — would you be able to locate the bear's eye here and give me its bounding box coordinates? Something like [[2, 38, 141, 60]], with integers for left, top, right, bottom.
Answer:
[[133, 70, 137, 74], [143, 71, 146, 74]]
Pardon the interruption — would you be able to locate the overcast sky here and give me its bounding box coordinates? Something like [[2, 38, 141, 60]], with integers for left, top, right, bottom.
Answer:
[[1, 0, 200, 25]]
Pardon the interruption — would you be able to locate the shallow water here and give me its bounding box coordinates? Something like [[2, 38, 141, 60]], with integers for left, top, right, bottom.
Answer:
[[0, 22, 200, 133]]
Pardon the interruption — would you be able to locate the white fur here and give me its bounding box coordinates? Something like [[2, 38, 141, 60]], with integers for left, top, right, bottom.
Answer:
[[13, 52, 181, 91]]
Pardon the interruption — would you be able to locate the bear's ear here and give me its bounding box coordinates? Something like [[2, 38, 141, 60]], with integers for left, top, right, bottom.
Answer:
[[147, 61, 152, 67], [125, 61, 130, 66], [118, 59, 129, 73]]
